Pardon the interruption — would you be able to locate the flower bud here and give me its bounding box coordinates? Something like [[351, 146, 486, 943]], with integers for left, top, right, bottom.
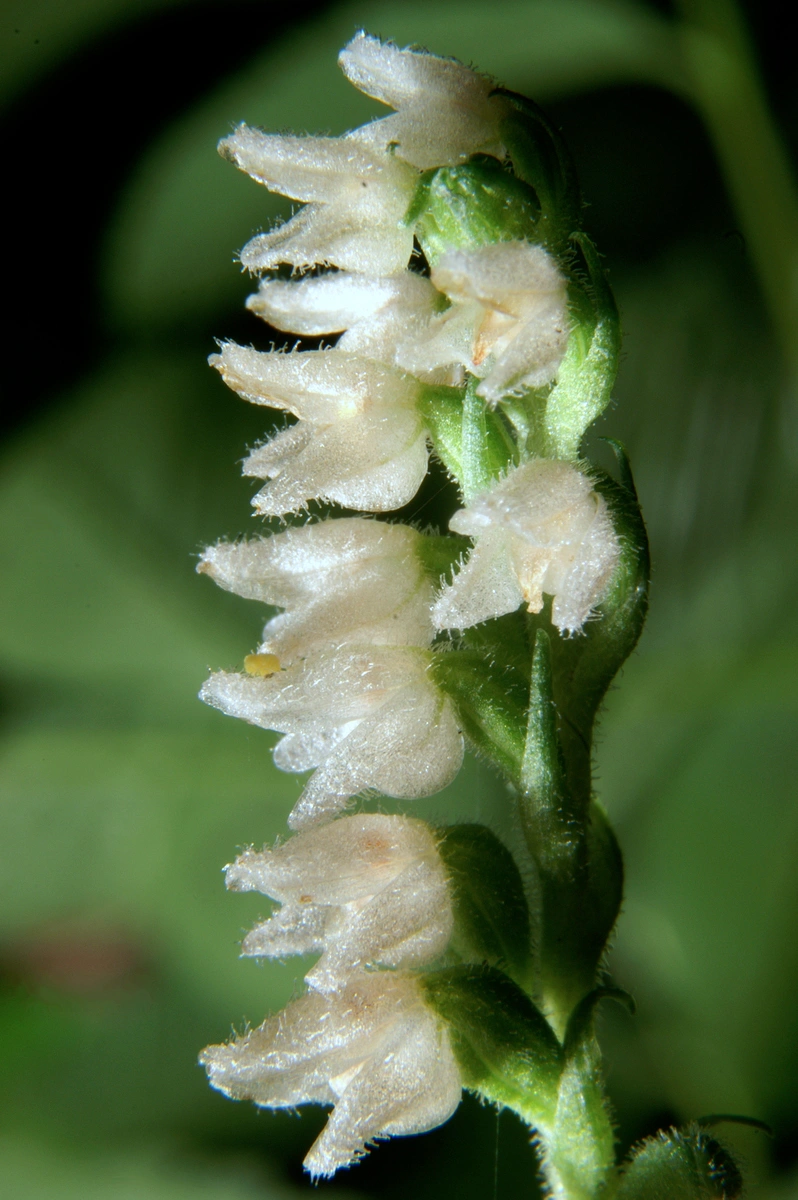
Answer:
[[200, 646, 464, 828], [339, 32, 506, 170], [227, 813, 453, 993], [200, 971, 462, 1178], [432, 459, 620, 635], [198, 518, 435, 664], [397, 242, 569, 404], [209, 345, 429, 514]]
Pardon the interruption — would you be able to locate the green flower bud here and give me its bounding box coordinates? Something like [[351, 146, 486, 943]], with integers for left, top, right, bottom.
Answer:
[[616, 1126, 743, 1200]]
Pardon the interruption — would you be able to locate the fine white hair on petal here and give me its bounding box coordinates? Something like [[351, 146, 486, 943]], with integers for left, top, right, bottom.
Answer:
[[396, 241, 570, 403], [197, 519, 436, 663], [199, 972, 462, 1178], [339, 32, 506, 170], [209, 346, 429, 514], [226, 814, 453, 991], [433, 459, 620, 635], [199, 648, 464, 829], [219, 125, 417, 275], [247, 271, 453, 382]]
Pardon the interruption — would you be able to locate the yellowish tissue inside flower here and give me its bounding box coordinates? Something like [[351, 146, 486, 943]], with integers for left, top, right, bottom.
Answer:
[[244, 653, 281, 677]]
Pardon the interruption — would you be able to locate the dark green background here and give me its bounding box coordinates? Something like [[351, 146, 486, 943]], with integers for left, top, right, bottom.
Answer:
[[2, 1, 796, 1195]]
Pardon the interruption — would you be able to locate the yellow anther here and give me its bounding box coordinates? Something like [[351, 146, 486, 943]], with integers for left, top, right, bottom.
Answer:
[[244, 653, 281, 677]]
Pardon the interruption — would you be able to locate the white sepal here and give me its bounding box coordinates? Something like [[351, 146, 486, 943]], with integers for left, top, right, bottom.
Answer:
[[339, 32, 506, 170], [210, 345, 429, 514], [432, 459, 620, 634], [200, 971, 462, 1178], [219, 125, 417, 274], [200, 647, 464, 828], [198, 518, 435, 664], [227, 813, 452, 992], [247, 271, 455, 382], [397, 242, 569, 403]]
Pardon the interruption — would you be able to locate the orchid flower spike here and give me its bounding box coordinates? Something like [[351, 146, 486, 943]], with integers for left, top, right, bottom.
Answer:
[[433, 458, 621, 635], [200, 971, 462, 1178], [210, 344, 430, 514], [200, 646, 464, 828], [339, 32, 507, 169], [197, 518, 436, 664], [226, 813, 453, 993], [397, 242, 570, 403]]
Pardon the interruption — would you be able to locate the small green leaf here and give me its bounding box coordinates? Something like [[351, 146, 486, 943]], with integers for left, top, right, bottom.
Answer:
[[430, 648, 528, 782], [495, 89, 581, 251], [422, 965, 561, 1130], [437, 824, 532, 983], [616, 1126, 743, 1200], [542, 233, 622, 459], [418, 383, 516, 497]]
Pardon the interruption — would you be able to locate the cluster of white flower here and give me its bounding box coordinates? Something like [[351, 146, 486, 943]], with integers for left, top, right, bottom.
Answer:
[[200, 32, 622, 1178]]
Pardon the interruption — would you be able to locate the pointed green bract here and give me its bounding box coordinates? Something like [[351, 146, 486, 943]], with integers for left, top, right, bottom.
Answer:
[[437, 824, 532, 985], [422, 965, 562, 1129]]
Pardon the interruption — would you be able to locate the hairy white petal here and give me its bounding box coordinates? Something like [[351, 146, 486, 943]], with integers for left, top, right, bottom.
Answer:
[[220, 126, 417, 274], [240, 201, 416, 276], [200, 973, 461, 1178], [210, 347, 429, 514], [433, 459, 620, 634], [247, 271, 452, 380], [200, 649, 464, 828], [198, 519, 435, 662], [397, 242, 569, 402], [339, 32, 505, 169], [227, 815, 452, 989]]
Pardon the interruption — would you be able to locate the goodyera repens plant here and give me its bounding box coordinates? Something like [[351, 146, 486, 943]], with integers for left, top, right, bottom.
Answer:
[[198, 32, 745, 1199]]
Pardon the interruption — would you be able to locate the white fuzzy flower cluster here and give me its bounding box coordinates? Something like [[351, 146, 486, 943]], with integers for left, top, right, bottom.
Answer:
[[199, 519, 463, 1174], [199, 518, 463, 829], [202, 814, 459, 1176], [201, 32, 623, 1180], [213, 32, 573, 519]]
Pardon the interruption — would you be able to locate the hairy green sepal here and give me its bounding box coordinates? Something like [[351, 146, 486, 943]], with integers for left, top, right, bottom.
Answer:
[[422, 965, 561, 1130], [437, 824, 532, 985], [616, 1127, 743, 1200]]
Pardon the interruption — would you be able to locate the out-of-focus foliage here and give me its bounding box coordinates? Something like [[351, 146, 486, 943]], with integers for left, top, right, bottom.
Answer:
[[2, 0, 798, 1196]]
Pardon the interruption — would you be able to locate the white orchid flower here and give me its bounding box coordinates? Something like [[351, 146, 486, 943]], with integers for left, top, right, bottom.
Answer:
[[397, 242, 570, 403], [247, 270, 456, 383], [432, 458, 620, 634], [197, 518, 436, 665], [219, 125, 417, 275], [226, 813, 452, 993], [340, 32, 506, 170], [200, 646, 464, 828], [210, 344, 429, 514], [200, 971, 461, 1178]]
